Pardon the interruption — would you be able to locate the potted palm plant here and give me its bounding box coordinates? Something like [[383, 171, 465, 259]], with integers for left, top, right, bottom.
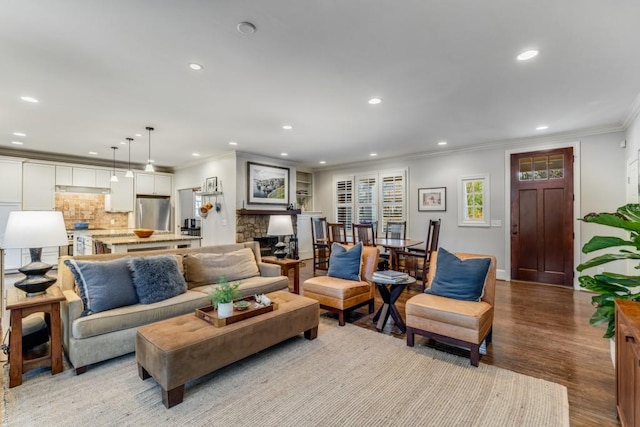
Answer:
[[577, 204, 640, 342], [210, 278, 240, 319]]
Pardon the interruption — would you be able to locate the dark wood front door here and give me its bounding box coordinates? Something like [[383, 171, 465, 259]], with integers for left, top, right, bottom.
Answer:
[[510, 147, 574, 286]]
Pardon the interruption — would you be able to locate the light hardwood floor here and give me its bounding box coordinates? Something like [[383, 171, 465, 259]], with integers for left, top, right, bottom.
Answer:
[[299, 261, 619, 427]]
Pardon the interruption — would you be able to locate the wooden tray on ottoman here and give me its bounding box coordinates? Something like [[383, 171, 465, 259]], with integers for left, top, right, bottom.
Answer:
[[195, 298, 279, 327]]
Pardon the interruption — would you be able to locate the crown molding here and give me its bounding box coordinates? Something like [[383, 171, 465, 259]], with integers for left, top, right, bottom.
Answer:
[[623, 91, 640, 129], [0, 146, 174, 173]]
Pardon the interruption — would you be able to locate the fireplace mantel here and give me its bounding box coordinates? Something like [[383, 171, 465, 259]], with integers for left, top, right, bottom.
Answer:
[[236, 209, 301, 216]]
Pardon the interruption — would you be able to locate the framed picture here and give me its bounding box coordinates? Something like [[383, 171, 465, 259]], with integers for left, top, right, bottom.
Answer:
[[205, 177, 217, 193], [247, 162, 290, 205], [418, 187, 446, 211]]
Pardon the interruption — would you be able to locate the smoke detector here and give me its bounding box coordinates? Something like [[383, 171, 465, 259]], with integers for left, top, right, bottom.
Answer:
[[237, 22, 256, 35]]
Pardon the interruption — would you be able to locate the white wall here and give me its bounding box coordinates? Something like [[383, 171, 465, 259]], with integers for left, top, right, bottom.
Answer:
[[313, 131, 626, 283], [173, 152, 237, 245]]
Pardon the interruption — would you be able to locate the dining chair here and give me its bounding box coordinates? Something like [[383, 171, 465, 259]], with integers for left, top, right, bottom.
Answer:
[[352, 223, 376, 246], [327, 222, 348, 245], [396, 219, 441, 290], [379, 221, 407, 269], [311, 217, 329, 273]]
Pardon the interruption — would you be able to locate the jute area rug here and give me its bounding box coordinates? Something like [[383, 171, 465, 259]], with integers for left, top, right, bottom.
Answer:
[[3, 318, 568, 427]]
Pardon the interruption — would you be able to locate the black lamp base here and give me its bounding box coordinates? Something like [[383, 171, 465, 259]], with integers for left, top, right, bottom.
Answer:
[[273, 242, 288, 259], [15, 248, 57, 296]]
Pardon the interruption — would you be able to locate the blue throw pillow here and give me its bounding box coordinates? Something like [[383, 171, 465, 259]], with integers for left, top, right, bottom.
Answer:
[[425, 248, 491, 301], [128, 255, 187, 304], [64, 258, 138, 316], [327, 243, 363, 281]]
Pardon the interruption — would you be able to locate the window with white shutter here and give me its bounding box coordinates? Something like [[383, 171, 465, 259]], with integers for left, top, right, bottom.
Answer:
[[334, 177, 354, 230], [332, 169, 406, 232], [381, 172, 405, 232]]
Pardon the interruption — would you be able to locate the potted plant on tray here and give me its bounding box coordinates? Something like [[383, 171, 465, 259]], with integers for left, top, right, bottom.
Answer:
[[210, 277, 240, 319], [577, 204, 640, 342]]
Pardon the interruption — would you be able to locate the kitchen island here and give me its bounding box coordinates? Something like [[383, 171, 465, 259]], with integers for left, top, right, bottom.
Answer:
[[97, 234, 202, 253]]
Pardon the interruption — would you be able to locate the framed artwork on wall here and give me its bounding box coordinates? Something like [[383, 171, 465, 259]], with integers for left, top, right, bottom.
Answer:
[[205, 177, 217, 193], [247, 162, 290, 205], [418, 187, 446, 212]]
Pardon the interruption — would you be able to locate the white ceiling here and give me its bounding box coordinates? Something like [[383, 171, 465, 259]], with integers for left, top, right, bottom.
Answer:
[[2, 0, 640, 170]]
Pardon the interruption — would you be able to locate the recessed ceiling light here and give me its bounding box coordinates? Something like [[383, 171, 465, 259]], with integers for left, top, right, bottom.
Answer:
[[282, 125, 293, 130], [536, 125, 549, 130], [135, 133, 142, 137], [188, 63, 203, 71], [89, 151, 98, 155], [368, 97, 382, 105], [438, 141, 447, 146], [192, 152, 200, 157], [149, 159, 155, 163], [237, 22, 257, 35], [120, 141, 127, 145], [281, 152, 288, 156], [229, 141, 238, 146], [20, 96, 39, 103], [13, 132, 26, 137], [11, 141, 23, 145], [319, 161, 326, 164], [517, 50, 539, 61], [370, 153, 377, 157]]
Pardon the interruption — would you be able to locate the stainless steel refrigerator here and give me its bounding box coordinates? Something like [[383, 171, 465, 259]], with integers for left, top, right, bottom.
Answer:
[[136, 196, 172, 231]]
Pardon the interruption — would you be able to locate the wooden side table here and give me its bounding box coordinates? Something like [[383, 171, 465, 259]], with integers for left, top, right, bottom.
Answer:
[[6, 286, 65, 387], [261, 256, 302, 294], [371, 276, 416, 333]]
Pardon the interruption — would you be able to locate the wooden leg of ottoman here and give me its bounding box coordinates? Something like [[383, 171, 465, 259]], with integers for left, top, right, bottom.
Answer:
[[304, 326, 318, 340], [138, 363, 151, 380], [163, 385, 185, 408]]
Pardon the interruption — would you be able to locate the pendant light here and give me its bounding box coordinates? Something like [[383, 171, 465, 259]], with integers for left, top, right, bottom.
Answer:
[[110, 146, 119, 182], [125, 137, 134, 178], [145, 126, 155, 172]]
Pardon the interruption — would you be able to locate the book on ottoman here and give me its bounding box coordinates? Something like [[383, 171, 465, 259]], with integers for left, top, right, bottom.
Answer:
[[372, 270, 409, 282]]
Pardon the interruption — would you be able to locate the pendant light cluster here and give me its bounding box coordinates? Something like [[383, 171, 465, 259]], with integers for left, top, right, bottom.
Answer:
[[109, 126, 156, 177]]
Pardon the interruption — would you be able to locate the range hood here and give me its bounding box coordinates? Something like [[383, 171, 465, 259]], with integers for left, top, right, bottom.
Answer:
[[55, 185, 110, 194]]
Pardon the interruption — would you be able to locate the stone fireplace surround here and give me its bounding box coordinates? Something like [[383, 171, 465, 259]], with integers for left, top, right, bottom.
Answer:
[[235, 209, 300, 256]]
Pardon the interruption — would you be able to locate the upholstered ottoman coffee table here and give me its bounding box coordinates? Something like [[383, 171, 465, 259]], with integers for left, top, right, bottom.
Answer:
[[135, 291, 319, 408]]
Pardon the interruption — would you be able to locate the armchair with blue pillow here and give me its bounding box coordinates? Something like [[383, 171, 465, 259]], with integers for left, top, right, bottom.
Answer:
[[405, 248, 496, 366], [302, 242, 380, 326]]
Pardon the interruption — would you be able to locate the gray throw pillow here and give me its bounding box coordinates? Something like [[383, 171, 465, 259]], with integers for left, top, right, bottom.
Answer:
[[128, 255, 187, 304], [64, 258, 138, 316], [425, 248, 491, 301], [327, 243, 363, 281]]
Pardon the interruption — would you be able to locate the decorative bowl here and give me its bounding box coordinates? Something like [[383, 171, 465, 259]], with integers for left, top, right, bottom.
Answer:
[[233, 300, 251, 311], [74, 222, 89, 229], [133, 228, 154, 238]]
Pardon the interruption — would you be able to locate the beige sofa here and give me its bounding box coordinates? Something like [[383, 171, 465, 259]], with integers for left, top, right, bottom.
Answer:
[[57, 241, 289, 374]]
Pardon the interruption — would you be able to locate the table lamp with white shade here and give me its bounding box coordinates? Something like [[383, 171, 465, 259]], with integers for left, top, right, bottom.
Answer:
[[267, 215, 294, 259], [1, 211, 68, 296]]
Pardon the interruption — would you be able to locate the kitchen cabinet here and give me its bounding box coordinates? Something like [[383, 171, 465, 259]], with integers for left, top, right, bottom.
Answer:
[[72, 167, 111, 188], [0, 159, 22, 202], [23, 163, 55, 210], [616, 299, 640, 427], [136, 172, 172, 196], [55, 166, 73, 186], [0, 203, 22, 271], [106, 171, 134, 212]]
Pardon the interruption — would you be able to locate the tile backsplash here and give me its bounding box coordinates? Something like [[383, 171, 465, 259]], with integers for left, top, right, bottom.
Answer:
[[55, 193, 129, 229]]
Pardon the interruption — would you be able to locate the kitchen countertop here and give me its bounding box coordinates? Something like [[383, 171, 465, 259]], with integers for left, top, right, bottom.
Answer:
[[72, 229, 173, 237], [97, 233, 202, 245]]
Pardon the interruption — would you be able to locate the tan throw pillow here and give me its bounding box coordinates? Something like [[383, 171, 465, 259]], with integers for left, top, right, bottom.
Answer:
[[184, 248, 260, 286]]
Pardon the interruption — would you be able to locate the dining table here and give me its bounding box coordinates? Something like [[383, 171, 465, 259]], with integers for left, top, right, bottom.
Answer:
[[344, 236, 423, 270]]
